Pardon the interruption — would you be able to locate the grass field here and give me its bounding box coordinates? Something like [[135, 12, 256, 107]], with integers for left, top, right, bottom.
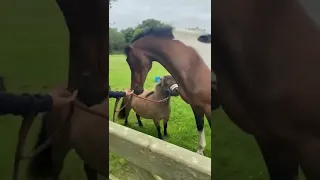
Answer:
[[108, 54, 212, 178]]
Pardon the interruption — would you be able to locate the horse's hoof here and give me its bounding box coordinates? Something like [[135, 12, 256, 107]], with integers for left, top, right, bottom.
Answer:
[[196, 150, 204, 156], [137, 122, 143, 127], [162, 136, 169, 141]]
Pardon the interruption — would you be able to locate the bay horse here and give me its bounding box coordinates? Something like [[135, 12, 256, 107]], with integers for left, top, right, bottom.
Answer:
[[12, 0, 109, 179], [118, 75, 180, 139], [124, 27, 212, 155], [213, 0, 320, 179]]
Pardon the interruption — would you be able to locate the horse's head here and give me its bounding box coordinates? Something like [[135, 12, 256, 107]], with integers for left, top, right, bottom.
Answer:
[[124, 45, 152, 95], [198, 34, 211, 44], [158, 75, 179, 97]]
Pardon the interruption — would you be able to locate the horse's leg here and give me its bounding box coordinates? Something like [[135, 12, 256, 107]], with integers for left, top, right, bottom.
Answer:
[[255, 137, 299, 180], [84, 163, 98, 180], [204, 104, 211, 128], [153, 119, 163, 139], [192, 106, 206, 155], [163, 116, 169, 136], [136, 113, 143, 127]]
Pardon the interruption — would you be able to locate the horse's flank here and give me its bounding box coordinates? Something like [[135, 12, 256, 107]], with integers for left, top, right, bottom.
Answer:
[[213, 0, 320, 178]]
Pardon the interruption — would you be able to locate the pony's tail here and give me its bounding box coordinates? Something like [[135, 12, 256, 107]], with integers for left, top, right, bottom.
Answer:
[[117, 98, 126, 119], [27, 113, 54, 179]]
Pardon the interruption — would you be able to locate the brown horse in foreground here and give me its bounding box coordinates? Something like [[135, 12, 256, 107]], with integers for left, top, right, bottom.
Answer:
[[118, 75, 180, 139], [213, 0, 320, 179], [12, 0, 109, 179], [124, 27, 212, 155]]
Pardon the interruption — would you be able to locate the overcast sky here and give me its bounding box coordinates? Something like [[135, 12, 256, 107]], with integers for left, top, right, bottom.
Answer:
[[109, 0, 211, 33]]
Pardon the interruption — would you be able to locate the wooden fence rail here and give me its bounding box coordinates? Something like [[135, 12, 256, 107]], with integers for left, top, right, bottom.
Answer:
[[109, 121, 211, 180]]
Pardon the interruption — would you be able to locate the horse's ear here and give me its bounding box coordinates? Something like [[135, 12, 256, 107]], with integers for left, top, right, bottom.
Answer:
[[124, 45, 132, 55]]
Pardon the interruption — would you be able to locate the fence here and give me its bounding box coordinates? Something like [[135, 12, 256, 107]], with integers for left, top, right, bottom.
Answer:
[[109, 121, 211, 180]]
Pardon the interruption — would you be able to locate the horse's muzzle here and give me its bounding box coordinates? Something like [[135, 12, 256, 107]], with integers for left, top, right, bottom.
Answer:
[[133, 85, 144, 95]]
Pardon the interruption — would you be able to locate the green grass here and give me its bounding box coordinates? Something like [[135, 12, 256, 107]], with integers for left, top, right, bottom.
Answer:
[[109, 54, 212, 179], [0, 1, 107, 179]]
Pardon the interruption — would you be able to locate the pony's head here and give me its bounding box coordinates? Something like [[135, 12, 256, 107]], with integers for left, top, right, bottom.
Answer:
[[124, 45, 152, 95], [157, 75, 179, 97]]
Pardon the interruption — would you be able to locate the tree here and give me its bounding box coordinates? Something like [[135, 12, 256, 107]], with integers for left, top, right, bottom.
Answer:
[[132, 28, 144, 40], [132, 19, 172, 39], [109, 28, 126, 53], [136, 19, 172, 31], [120, 27, 135, 43]]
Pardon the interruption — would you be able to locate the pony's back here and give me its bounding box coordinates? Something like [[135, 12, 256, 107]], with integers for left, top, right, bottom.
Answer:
[[172, 29, 211, 69]]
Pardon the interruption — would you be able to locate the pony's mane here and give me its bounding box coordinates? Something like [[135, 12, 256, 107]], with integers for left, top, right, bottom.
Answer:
[[131, 26, 174, 43]]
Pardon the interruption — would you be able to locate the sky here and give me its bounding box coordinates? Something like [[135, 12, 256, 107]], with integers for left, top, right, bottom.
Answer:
[[109, 0, 211, 33]]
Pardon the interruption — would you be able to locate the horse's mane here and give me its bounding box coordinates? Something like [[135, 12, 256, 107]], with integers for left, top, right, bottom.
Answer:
[[130, 26, 174, 43]]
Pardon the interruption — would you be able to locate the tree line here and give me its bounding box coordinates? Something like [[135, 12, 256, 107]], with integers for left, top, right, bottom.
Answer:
[[109, 19, 172, 54], [108, 1, 207, 54]]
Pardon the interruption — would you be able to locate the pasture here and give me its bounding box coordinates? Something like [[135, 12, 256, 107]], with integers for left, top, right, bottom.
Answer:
[[108, 54, 212, 178]]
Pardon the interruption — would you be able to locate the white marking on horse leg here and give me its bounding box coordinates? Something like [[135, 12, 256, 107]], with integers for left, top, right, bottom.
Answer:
[[196, 128, 206, 155]]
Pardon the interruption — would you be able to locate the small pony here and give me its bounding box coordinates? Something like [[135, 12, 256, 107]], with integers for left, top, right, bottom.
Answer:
[[118, 75, 179, 139]]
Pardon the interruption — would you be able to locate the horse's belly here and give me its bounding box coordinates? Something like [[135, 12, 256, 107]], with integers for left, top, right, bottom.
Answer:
[[133, 107, 154, 119]]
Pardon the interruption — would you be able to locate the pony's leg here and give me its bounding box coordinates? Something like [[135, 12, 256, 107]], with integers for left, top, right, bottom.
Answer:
[[192, 107, 206, 155], [163, 116, 169, 136], [255, 137, 299, 180], [136, 113, 143, 127], [50, 144, 70, 180], [84, 163, 98, 180], [153, 119, 163, 139], [27, 112, 71, 180], [124, 106, 132, 126]]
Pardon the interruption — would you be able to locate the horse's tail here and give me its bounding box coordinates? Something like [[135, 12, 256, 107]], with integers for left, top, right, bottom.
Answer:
[[117, 97, 126, 119], [27, 113, 54, 179]]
